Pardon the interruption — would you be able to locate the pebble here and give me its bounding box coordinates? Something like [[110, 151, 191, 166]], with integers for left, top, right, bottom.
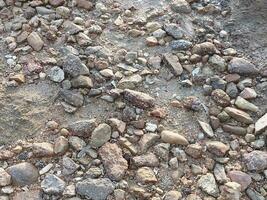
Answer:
[[198, 173, 219, 197], [211, 89, 230, 107], [206, 141, 229, 156], [224, 107, 253, 124], [62, 157, 79, 175], [228, 170, 252, 191], [198, 120, 214, 137], [243, 151, 267, 171], [0, 168, 11, 186], [132, 153, 159, 167], [192, 42, 216, 55], [136, 167, 157, 184], [71, 75, 93, 88], [228, 57, 259, 76], [32, 142, 54, 157], [234, 96, 259, 112], [161, 130, 189, 145], [170, 39, 192, 50], [163, 53, 183, 76], [90, 123, 111, 148], [41, 174, 66, 194], [27, 32, 44, 51], [59, 89, 84, 107], [123, 89, 155, 109], [255, 113, 267, 134]]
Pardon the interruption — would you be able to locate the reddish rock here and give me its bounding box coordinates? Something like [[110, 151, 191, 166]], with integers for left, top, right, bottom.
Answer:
[[243, 151, 267, 171], [76, 0, 93, 10], [228, 170, 251, 191]]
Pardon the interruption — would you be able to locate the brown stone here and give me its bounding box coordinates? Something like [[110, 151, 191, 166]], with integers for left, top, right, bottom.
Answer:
[[228, 171, 251, 191], [206, 141, 229, 156]]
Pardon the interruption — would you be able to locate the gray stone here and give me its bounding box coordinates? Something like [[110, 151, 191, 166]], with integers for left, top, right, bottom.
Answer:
[[76, 178, 114, 200], [41, 174, 66, 194], [198, 173, 219, 197], [164, 23, 183, 39], [163, 53, 183, 76], [68, 119, 97, 137], [132, 153, 159, 167], [6, 162, 39, 186], [71, 75, 93, 88], [62, 157, 79, 175], [170, 39, 192, 50], [124, 89, 155, 109], [228, 57, 259, 76], [246, 189, 265, 200], [198, 120, 214, 137], [90, 123, 111, 148], [48, 66, 65, 83], [243, 151, 267, 171], [69, 136, 86, 151], [226, 82, 238, 98], [209, 54, 227, 72], [59, 89, 84, 107], [235, 96, 259, 112]]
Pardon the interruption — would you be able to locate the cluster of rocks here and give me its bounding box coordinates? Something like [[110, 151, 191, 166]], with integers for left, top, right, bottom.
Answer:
[[0, 0, 266, 200]]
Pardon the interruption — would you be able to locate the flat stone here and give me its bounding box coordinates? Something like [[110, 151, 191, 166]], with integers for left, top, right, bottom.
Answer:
[[99, 143, 128, 181], [161, 130, 189, 145], [235, 96, 258, 112], [222, 124, 247, 136], [27, 32, 44, 51], [132, 153, 159, 167], [90, 123, 111, 148], [228, 170, 251, 191], [68, 119, 97, 137], [41, 174, 66, 194], [6, 162, 39, 186], [243, 151, 267, 171], [136, 167, 157, 184], [163, 53, 183, 76], [255, 113, 267, 134], [108, 118, 126, 134], [32, 142, 54, 157], [224, 107, 253, 124], [124, 89, 155, 109], [0, 168, 11, 186], [76, 178, 114, 200], [198, 120, 214, 137], [206, 141, 229, 156], [139, 133, 160, 153], [214, 164, 228, 184], [59, 89, 84, 107], [198, 173, 219, 197], [228, 57, 259, 76]]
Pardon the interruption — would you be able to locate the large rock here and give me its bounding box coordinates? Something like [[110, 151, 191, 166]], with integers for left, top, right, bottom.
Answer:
[[243, 151, 267, 171], [224, 107, 253, 124], [255, 113, 267, 134], [27, 32, 44, 51], [161, 130, 188, 145], [198, 173, 219, 197], [124, 89, 155, 109], [76, 178, 114, 200], [163, 53, 183, 76], [41, 174, 66, 194], [6, 162, 39, 186], [90, 123, 111, 148], [228, 57, 259, 76], [99, 143, 128, 181]]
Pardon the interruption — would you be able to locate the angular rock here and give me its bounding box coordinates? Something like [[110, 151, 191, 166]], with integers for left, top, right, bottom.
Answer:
[[211, 89, 230, 107], [132, 153, 159, 167], [59, 89, 84, 107], [235, 96, 258, 112], [228, 57, 259, 76], [76, 178, 114, 200], [41, 174, 66, 194], [214, 164, 228, 184], [198, 173, 219, 197], [62, 157, 79, 175], [192, 42, 216, 55], [54, 136, 69, 155], [161, 130, 189, 145], [69, 136, 86, 151], [246, 188, 265, 200], [139, 133, 160, 153], [219, 182, 241, 200], [224, 107, 253, 124], [198, 120, 214, 137], [118, 74, 142, 89], [32, 142, 54, 157], [171, 0, 191, 13], [255, 113, 267, 134], [68, 119, 97, 137], [62, 53, 89, 77], [228, 170, 251, 191], [164, 190, 182, 200], [48, 66, 65, 83], [90, 123, 111, 148], [108, 118, 126, 134], [209, 54, 227, 72], [136, 167, 157, 184], [164, 23, 183, 39], [0, 150, 14, 160], [243, 151, 267, 171], [240, 87, 257, 99], [27, 32, 44, 51], [6, 162, 39, 186], [99, 143, 128, 181], [71, 75, 93, 88], [185, 143, 202, 158], [124, 89, 155, 109], [163, 53, 183, 76], [206, 141, 229, 156], [0, 168, 11, 186]]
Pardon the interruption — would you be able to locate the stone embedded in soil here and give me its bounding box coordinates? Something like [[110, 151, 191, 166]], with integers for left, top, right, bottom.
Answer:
[[170, 39, 192, 50], [243, 150, 267, 171], [67, 119, 97, 137], [164, 190, 182, 200], [71, 75, 93, 88], [62, 157, 79, 175], [0, 150, 14, 160], [49, 0, 65, 6], [222, 124, 247, 136], [0, 168, 11, 186], [32, 142, 54, 157], [192, 42, 216, 55], [161, 130, 189, 145], [132, 153, 159, 167], [69, 136, 86, 151], [211, 89, 230, 107], [90, 123, 111, 148], [41, 174, 66, 194], [206, 141, 229, 157], [27, 32, 44, 51], [171, 0, 191, 13], [76, 178, 114, 200], [108, 118, 126, 134], [228, 170, 252, 191], [163, 53, 183, 76], [118, 74, 142, 89], [136, 167, 157, 184], [6, 162, 39, 186], [198, 120, 214, 137], [209, 54, 227, 72], [139, 133, 160, 153], [198, 173, 219, 197], [99, 142, 128, 181], [123, 89, 155, 109], [164, 23, 183, 39], [76, 0, 93, 10], [224, 107, 253, 124], [228, 57, 259, 76], [255, 113, 267, 134], [59, 89, 84, 107]]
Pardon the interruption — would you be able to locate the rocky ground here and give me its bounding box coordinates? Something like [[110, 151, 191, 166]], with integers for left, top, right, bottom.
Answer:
[[0, 0, 266, 199]]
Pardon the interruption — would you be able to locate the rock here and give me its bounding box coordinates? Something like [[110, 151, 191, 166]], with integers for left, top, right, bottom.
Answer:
[[228, 57, 259, 76], [246, 188, 265, 200], [132, 153, 159, 167], [154, 143, 170, 161], [100, 69, 114, 78], [118, 74, 142, 89], [76, 178, 114, 200], [0, 168, 11, 186], [164, 23, 183, 39], [68, 119, 97, 137], [99, 143, 128, 181], [170, 39, 192, 50], [164, 190, 182, 200], [146, 36, 158, 46], [209, 54, 227, 72], [90, 123, 111, 148], [211, 89, 231, 107], [234, 96, 258, 112], [41, 174, 66, 194], [136, 167, 157, 184], [124, 89, 155, 109], [27, 32, 44, 51], [9, 74, 25, 84], [224, 107, 253, 124], [214, 164, 228, 184], [108, 118, 126, 134], [139, 133, 160, 153], [222, 124, 247, 136], [12, 190, 42, 200], [69, 136, 86, 151], [0, 150, 14, 160], [163, 53, 183, 76], [198, 173, 219, 197], [76, 0, 93, 10], [219, 182, 241, 200], [206, 141, 229, 156], [186, 194, 202, 200], [6, 162, 39, 186], [228, 170, 251, 191], [63, 21, 84, 35], [61, 53, 89, 77], [48, 66, 65, 83], [54, 136, 69, 155], [192, 42, 216, 55], [255, 113, 267, 134], [62, 157, 79, 175], [198, 120, 214, 137], [185, 143, 202, 158], [59, 89, 84, 107], [171, 0, 191, 13], [243, 151, 267, 171], [71, 75, 93, 88], [32, 142, 54, 157], [226, 82, 238, 98], [240, 87, 257, 99], [49, 0, 65, 6], [161, 130, 189, 145]]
